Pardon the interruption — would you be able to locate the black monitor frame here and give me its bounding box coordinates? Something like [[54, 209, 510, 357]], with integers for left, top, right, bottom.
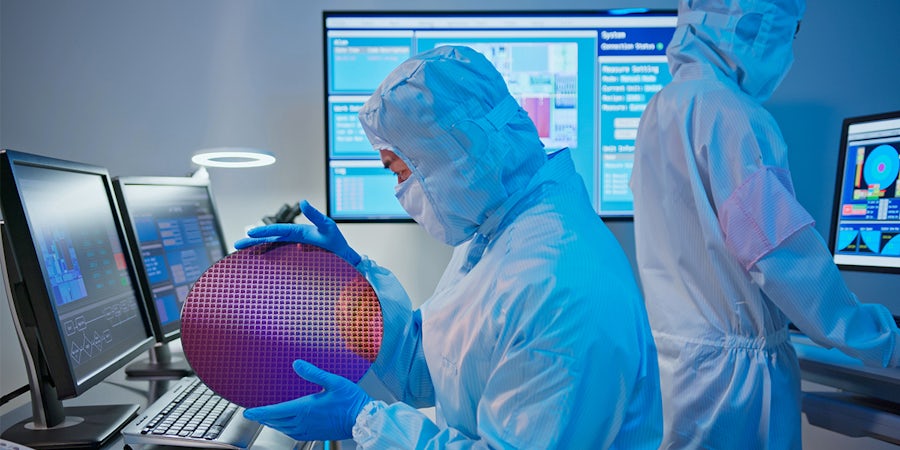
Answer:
[[322, 9, 677, 223], [0, 149, 155, 448], [113, 176, 229, 379], [827, 110, 900, 274]]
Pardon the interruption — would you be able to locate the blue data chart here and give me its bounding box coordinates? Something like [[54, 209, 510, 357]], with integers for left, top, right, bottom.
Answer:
[[836, 229, 900, 256], [329, 97, 375, 158], [596, 60, 672, 215], [118, 182, 228, 328], [329, 162, 407, 219], [328, 36, 413, 94]]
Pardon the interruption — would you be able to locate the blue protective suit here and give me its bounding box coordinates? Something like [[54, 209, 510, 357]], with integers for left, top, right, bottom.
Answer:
[[631, 1, 900, 449], [349, 45, 662, 449]]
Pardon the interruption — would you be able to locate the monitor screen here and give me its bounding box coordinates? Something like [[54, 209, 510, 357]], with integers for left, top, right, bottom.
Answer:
[[829, 110, 900, 273], [0, 150, 154, 398], [114, 177, 228, 343], [323, 10, 677, 221]]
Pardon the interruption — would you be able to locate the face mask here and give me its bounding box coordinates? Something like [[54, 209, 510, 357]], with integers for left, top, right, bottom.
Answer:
[[395, 176, 454, 245]]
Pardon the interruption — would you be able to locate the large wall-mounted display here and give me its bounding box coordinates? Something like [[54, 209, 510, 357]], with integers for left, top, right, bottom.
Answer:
[[323, 10, 676, 221]]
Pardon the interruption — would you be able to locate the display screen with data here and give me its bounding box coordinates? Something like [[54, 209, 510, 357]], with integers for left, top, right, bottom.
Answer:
[[830, 111, 900, 273], [115, 178, 228, 341], [323, 10, 676, 220]]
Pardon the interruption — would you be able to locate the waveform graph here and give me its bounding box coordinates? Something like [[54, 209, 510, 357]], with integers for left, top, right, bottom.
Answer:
[[68, 329, 111, 364]]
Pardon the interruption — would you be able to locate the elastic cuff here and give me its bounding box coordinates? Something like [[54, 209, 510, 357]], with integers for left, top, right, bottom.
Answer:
[[351, 400, 385, 444]]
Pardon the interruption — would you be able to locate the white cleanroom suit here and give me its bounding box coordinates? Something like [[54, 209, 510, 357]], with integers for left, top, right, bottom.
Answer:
[[352, 44, 663, 449], [631, 0, 900, 448]]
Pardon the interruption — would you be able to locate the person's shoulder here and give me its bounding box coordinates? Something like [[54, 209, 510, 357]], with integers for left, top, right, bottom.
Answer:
[[685, 85, 778, 136], [504, 211, 626, 276], [652, 76, 746, 119], [691, 80, 757, 109]]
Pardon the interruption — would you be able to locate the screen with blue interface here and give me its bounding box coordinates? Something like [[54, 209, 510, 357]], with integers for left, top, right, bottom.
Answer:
[[323, 11, 676, 220], [830, 111, 900, 273], [116, 179, 228, 340]]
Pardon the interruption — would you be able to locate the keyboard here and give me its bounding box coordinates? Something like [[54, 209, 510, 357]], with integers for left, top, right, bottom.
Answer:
[[121, 376, 263, 449]]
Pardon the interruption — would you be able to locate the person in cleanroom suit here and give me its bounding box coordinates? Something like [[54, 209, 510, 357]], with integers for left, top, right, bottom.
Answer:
[[631, 0, 900, 448], [235, 45, 663, 449]]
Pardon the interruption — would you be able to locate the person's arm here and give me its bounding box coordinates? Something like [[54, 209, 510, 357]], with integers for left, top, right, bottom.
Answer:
[[355, 286, 655, 449], [749, 227, 900, 367], [355, 257, 435, 407], [715, 163, 899, 368]]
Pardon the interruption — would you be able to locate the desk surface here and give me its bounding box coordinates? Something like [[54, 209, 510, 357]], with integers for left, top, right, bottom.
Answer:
[[0, 365, 301, 450], [0, 344, 357, 450], [792, 332, 900, 445], [792, 332, 900, 404]]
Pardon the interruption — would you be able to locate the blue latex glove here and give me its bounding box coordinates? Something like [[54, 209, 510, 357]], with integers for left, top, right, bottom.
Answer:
[[242, 359, 374, 442], [235, 200, 362, 266]]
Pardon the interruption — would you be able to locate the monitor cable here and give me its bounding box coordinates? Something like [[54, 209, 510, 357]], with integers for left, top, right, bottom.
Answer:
[[0, 384, 29, 407]]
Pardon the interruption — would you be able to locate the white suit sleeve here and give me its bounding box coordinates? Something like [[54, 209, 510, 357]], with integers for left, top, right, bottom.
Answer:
[[717, 166, 815, 270], [355, 256, 435, 406], [353, 401, 480, 449], [749, 227, 900, 368], [352, 257, 477, 449], [714, 163, 899, 368], [356, 276, 660, 449]]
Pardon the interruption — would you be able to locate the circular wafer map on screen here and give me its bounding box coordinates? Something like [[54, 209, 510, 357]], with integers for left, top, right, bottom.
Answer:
[[863, 144, 900, 190], [180, 242, 383, 408]]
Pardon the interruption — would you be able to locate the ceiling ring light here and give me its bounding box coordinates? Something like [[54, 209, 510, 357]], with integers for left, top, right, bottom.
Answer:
[[192, 147, 276, 168]]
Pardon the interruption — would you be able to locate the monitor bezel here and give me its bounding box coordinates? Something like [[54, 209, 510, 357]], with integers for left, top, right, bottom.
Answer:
[[827, 110, 900, 274], [112, 175, 230, 344], [0, 149, 155, 399], [322, 9, 677, 223]]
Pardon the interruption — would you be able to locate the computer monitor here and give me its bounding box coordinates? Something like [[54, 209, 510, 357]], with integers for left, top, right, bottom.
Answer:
[[0, 149, 155, 449], [112, 176, 229, 378], [323, 10, 677, 221], [828, 110, 900, 274], [795, 112, 900, 414]]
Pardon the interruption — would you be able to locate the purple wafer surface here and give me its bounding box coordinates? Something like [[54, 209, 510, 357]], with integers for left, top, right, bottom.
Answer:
[[181, 242, 383, 408]]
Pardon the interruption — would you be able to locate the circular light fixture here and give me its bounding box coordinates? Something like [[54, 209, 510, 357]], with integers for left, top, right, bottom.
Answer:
[[191, 147, 276, 168]]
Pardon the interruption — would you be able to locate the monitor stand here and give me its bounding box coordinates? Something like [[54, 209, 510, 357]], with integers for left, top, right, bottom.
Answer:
[[125, 342, 194, 402], [125, 342, 194, 380], [1, 404, 138, 450]]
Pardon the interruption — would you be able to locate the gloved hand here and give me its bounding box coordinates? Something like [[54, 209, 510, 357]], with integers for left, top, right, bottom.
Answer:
[[242, 359, 374, 442], [235, 200, 362, 266]]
